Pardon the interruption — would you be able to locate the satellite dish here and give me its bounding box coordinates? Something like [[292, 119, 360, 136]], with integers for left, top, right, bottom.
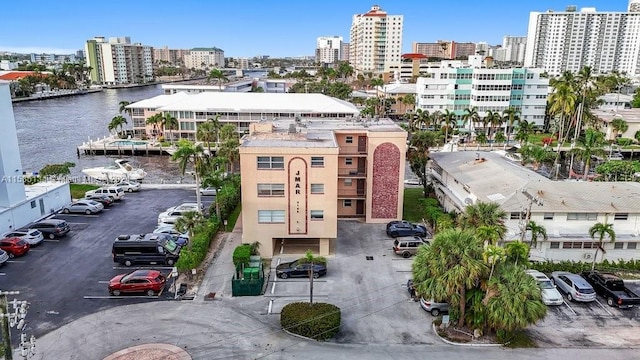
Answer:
[[464, 198, 473, 205]]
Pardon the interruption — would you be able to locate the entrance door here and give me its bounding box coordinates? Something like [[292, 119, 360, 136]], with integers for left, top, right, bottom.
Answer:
[[357, 179, 365, 196], [356, 200, 365, 216], [39, 199, 45, 216], [357, 136, 367, 153], [357, 158, 366, 174]]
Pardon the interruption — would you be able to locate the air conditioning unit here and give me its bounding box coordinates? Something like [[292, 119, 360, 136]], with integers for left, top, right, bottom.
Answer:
[[583, 253, 593, 259]]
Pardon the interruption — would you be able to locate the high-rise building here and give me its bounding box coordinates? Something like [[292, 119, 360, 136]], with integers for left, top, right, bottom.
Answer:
[[524, 4, 640, 76], [501, 36, 527, 63], [349, 5, 403, 74], [85, 36, 154, 85], [341, 43, 350, 62], [412, 41, 476, 59], [153, 46, 188, 65], [630, 0, 640, 12], [316, 36, 343, 64], [183, 47, 224, 70], [416, 65, 549, 128]]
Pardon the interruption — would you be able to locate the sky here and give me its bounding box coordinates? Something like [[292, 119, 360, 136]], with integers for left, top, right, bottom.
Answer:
[[0, 0, 632, 58]]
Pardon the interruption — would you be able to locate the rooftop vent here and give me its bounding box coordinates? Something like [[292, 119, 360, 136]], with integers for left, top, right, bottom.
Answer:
[[288, 124, 296, 134]]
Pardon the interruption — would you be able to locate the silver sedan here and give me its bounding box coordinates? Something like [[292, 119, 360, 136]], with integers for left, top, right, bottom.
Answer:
[[62, 200, 104, 215]]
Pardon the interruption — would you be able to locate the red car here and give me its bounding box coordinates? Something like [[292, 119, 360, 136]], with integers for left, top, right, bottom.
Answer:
[[108, 270, 166, 296], [0, 237, 30, 258]]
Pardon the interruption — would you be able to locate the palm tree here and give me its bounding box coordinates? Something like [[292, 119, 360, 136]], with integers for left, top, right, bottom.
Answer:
[[502, 107, 521, 145], [463, 107, 480, 142], [475, 225, 503, 246], [217, 124, 240, 174], [570, 128, 605, 180], [519, 144, 554, 171], [515, 120, 536, 144], [459, 202, 507, 240], [402, 94, 416, 115], [504, 241, 530, 266], [145, 113, 163, 138], [440, 109, 457, 143], [549, 82, 578, 169], [109, 115, 128, 137], [494, 131, 507, 145], [588, 222, 616, 269], [525, 221, 547, 249], [118, 100, 131, 115], [610, 118, 628, 140], [171, 140, 207, 212], [483, 245, 506, 282], [162, 112, 179, 142], [407, 130, 439, 197], [207, 68, 228, 89], [303, 249, 327, 304], [413, 109, 430, 131], [484, 264, 547, 333], [412, 228, 488, 327], [174, 211, 204, 249], [201, 156, 228, 220]]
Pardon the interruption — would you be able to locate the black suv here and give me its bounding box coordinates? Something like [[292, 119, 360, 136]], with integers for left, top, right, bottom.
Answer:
[[30, 219, 71, 239]]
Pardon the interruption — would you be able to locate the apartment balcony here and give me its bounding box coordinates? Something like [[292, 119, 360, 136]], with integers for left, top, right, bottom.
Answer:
[[338, 168, 367, 177], [339, 145, 367, 155], [337, 190, 366, 198]]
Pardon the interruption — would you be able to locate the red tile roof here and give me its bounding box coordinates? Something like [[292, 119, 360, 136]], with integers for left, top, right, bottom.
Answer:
[[0, 71, 46, 81]]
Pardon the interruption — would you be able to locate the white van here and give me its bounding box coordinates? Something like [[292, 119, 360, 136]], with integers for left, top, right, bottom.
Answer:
[[86, 186, 125, 201]]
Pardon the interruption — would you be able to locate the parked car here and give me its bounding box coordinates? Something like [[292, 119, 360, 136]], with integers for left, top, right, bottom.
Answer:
[[29, 219, 71, 239], [199, 186, 218, 196], [407, 279, 449, 316], [114, 180, 141, 192], [62, 200, 104, 214], [108, 269, 166, 296], [85, 186, 125, 201], [525, 269, 563, 306], [275, 259, 327, 279], [581, 270, 640, 308], [0, 237, 30, 258], [404, 178, 422, 186], [2, 229, 44, 246], [0, 249, 9, 266], [393, 236, 429, 258], [386, 220, 428, 238], [83, 193, 114, 207], [551, 271, 597, 302], [153, 225, 189, 246], [158, 203, 202, 225]]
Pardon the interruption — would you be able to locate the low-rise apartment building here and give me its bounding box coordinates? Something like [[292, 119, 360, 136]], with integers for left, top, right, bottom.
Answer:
[[416, 65, 549, 130], [240, 118, 407, 257], [430, 151, 640, 263], [126, 92, 360, 139]]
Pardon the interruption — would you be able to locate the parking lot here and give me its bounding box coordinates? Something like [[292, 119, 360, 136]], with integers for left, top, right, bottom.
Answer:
[[0, 188, 214, 338]]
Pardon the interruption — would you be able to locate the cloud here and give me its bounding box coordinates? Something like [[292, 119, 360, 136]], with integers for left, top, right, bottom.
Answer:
[[0, 46, 80, 54]]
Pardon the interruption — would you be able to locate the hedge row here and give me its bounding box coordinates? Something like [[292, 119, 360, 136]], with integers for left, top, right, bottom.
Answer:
[[280, 302, 341, 341], [175, 219, 219, 271], [530, 259, 640, 276]]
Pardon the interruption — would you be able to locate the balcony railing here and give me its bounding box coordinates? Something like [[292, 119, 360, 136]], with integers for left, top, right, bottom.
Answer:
[[339, 145, 367, 154], [337, 190, 366, 198], [338, 168, 366, 177]]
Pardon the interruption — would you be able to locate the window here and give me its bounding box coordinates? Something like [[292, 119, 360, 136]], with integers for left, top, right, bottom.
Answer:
[[549, 242, 560, 249], [344, 179, 352, 186], [628, 242, 638, 250], [310, 184, 324, 194], [257, 184, 285, 196], [257, 156, 284, 169], [30, 200, 36, 209], [311, 157, 324, 167], [510, 212, 521, 220], [258, 210, 285, 223], [566, 213, 597, 221], [543, 213, 554, 220], [343, 200, 352, 207], [614, 242, 624, 249], [614, 213, 628, 221], [346, 136, 353, 144], [345, 158, 353, 165]]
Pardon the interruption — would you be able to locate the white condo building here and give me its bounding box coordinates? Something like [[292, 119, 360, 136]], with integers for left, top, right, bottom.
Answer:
[[316, 36, 343, 64], [183, 48, 225, 70], [416, 60, 549, 130], [85, 36, 154, 85], [502, 36, 527, 63], [349, 5, 403, 74], [525, 2, 640, 76]]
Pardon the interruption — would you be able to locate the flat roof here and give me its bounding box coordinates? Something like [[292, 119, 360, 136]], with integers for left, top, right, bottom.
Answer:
[[430, 151, 640, 212], [126, 92, 359, 114], [593, 109, 640, 123], [241, 129, 337, 149]]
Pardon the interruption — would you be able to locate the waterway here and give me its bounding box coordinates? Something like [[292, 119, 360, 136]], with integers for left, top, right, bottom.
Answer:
[[12, 85, 191, 183]]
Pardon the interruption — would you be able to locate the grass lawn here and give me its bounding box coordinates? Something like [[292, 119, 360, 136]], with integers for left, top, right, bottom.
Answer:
[[527, 133, 558, 147], [403, 188, 426, 222], [70, 183, 100, 199]]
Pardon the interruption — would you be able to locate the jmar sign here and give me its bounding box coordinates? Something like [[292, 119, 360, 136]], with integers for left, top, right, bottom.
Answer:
[[288, 158, 307, 234]]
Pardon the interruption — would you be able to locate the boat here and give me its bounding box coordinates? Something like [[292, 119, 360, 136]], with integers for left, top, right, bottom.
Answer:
[[81, 159, 147, 182]]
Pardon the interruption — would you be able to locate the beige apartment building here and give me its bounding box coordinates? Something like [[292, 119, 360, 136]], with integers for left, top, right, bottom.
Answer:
[[240, 118, 407, 258]]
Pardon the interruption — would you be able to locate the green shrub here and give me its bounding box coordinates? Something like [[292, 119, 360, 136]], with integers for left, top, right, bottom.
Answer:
[[175, 219, 219, 271], [280, 302, 341, 341], [530, 259, 640, 276], [232, 244, 252, 267], [297, 256, 327, 265], [617, 138, 634, 147]]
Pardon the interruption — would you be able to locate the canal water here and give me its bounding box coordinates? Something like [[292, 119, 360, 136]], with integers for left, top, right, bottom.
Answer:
[[12, 85, 191, 183]]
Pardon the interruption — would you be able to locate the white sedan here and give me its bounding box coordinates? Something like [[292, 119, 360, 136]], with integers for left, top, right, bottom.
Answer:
[[2, 229, 45, 246], [114, 180, 141, 192], [199, 187, 218, 196]]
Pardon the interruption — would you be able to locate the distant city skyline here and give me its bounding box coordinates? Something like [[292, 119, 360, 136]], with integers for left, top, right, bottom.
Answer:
[[0, 0, 631, 58]]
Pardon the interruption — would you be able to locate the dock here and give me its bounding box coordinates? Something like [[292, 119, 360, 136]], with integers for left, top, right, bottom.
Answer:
[[12, 89, 102, 103], [77, 136, 175, 156]]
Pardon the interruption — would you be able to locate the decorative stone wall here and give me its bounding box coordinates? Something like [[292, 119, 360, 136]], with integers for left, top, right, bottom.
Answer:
[[372, 143, 400, 218]]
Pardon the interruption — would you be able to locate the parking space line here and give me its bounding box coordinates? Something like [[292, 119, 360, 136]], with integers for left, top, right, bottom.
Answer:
[[595, 299, 614, 316], [112, 266, 174, 270], [391, 258, 412, 261], [43, 239, 60, 243], [563, 300, 578, 315], [263, 294, 329, 298], [98, 281, 110, 284], [83, 295, 160, 299], [6, 260, 25, 263], [0, 273, 5, 276], [395, 270, 413, 273]]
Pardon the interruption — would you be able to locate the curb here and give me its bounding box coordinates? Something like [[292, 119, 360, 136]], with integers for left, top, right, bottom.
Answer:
[[431, 323, 503, 347], [282, 328, 318, 342], [141, 184, 196, 190]]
